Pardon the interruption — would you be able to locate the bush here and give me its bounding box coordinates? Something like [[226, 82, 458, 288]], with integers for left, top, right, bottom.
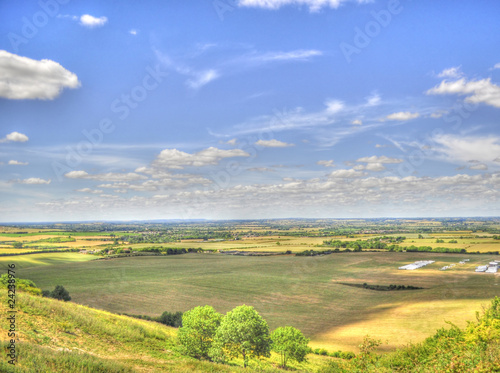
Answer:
[[43, 285, 71, 301]]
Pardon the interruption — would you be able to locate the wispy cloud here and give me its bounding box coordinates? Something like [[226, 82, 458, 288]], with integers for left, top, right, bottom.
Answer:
[[255, 139, 295, 147], [437, 66, 463, 79], [14, 178, 51, 185], [186, 69, 220, 89], [382, 111, 420, 121], [237, 0, 369, 12]]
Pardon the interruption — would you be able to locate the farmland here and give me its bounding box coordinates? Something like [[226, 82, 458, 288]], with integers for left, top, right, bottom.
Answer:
[[2, 218, 500, 354], [12, 250, 500, 352]]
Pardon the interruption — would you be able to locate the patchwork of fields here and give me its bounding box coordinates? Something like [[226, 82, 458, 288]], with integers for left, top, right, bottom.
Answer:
[[9, 251, 499, 352]]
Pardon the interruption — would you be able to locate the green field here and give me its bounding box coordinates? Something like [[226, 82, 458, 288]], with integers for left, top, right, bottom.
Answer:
[[10, 251, 500, 352]]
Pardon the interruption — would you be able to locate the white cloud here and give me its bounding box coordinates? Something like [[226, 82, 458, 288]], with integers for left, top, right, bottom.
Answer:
[[328, 169, 365, 178], [375, 144, 389, 148], [426, 77, 500, 108], [317, 160, 336, 167], [150, 147, 250, 169], [76, 188, 103, 194], [0, 132, 29, 143], [80, 14, 108, 28], [8, 160, 28, 165], [17, 178, 51, 185], [383, 111, 420, 121], [247, 167, 275, 172], [250, 49, 322, 62], [226, 138, 238, 146], [351, 119, 362, 126], [469, 163, 488, 171], [129, 29, 138, 35], [430, 110, 448, 119], [491, 63, 500, 70], [356, 155, 403, 164], [65, 170, 147, 182], [238, 0, 364, 12], [355, 163, 386, 172], [437, 66, 463, 79], [365, 93, 381, 106], [325, 99, 344, 113], [255, 139, 295, 147], [0, 51, 80, 100], [187, 69, 219, 89], [431, 134, 500, 164]]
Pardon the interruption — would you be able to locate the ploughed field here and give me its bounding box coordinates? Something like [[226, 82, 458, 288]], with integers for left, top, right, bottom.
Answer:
[[11, 251, 500, 352]]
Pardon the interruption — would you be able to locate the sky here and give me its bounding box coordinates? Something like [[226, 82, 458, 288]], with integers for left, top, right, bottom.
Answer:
[[0, 0, 500, 222]]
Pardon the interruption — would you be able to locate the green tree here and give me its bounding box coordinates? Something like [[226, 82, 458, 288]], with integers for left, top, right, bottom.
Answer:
[[178, 305, 222, 360], [211, 305, 270, 368], [271, 326, 311, 368], [49, 285, 71, 301]]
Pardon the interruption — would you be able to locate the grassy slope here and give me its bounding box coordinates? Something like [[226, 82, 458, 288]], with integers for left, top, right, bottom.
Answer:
[[0, 290, 329, 372], [12, 252, 500, 352]]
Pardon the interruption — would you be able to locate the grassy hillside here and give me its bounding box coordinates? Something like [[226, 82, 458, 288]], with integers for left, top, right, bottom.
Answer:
[[0, 290, 327, 372], [2, 290, 500, 372], [14, 252, 499, 351]]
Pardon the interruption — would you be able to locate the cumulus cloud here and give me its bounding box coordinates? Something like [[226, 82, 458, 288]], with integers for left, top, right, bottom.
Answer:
[[80, 14, 108, 28], [0, 132, 29, 143], [16, 178, 51, 185], [491, 63, 500, 70], [351, 119, 362, 126], [383, 111, 420, 121], [431, 134, 500, 164], [225, 138, 238, 146], [255, 139, 295, 147], [149, 147, 250, 169], [0, 51, 80, 100], [238, 0, 365, 12], [354, 163, 386, 172], [317, 160, 336, 167], [426, 77, 500, 108], [129, 29, 138, 35], [8, 160, 28, 165], [356, 155, 403, 164]]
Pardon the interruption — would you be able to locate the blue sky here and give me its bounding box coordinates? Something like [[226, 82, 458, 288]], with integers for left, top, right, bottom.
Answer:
[[1, 0, 500, 222]]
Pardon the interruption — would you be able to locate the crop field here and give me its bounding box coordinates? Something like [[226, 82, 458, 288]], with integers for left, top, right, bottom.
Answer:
[[12, 250, 500, 352]]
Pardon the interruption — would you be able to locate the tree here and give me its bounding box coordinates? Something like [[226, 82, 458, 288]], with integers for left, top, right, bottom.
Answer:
[[211, 305, 270, 368], [178, 305, 222, 360], [49, 285, 71, 301], [271, 326, 311, 368], [158, 311, 183, 327]]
